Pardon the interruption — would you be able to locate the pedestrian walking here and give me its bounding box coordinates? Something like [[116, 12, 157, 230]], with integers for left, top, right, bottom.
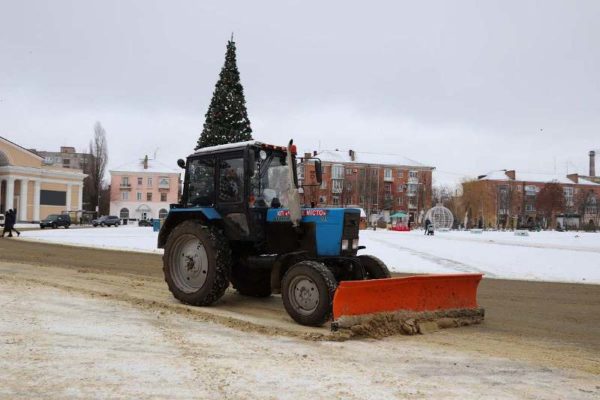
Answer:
[[2, 209, 18, 237], [11, 209, 20, 236]]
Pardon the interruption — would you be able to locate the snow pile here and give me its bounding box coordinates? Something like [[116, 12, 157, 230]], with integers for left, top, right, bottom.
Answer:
[[19, 226, 600, 284]]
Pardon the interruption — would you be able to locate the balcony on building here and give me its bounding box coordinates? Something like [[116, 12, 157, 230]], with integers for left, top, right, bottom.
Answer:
[[331, 179, 343, 194], [119, 183, 132, 190], [383, 168, 393, 182], [158, 177, 171, 191]]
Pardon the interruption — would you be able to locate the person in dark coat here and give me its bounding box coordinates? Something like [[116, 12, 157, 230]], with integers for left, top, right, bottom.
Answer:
[[2, 209, 16, 237], [1, 210, 10, 237], [10, 209, 20, 236], [424, 218, 431, 235]]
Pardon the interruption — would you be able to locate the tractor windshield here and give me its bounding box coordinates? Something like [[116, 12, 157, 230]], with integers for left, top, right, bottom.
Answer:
[[251, 151, 293, 208]]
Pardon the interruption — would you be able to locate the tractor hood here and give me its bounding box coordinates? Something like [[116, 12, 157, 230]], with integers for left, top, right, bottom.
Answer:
[[266, 208, 361, 256]]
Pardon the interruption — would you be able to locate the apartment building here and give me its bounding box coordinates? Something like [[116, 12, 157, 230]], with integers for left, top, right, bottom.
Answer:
[[109, 156, 181, 221], [473, 170, 600, 229], [299, 149, 434, 223]]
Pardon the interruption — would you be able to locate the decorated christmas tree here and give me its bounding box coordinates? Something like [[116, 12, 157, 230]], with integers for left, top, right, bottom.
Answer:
[[195, 37, 253, 150]]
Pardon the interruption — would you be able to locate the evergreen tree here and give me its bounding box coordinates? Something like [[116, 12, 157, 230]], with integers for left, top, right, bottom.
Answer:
[[196, 38, 253, 150]]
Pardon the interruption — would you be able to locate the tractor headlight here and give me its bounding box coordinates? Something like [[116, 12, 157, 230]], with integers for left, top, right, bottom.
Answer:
[[352, 239, 359, 250], [341, 240, 349, 250]]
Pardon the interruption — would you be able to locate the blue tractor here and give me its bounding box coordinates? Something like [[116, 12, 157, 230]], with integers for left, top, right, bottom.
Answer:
[[158, 140, 391, 326]]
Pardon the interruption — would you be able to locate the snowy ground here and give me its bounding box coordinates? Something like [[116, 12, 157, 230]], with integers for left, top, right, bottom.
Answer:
[[1, 280, 597, 399], [19, 226, 600, 284]]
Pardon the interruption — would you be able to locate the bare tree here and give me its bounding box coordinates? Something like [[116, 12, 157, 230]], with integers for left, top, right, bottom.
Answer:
[[88, 122, 108, 213], [460, 179, 496, 228], [535, 182, 565, 228]]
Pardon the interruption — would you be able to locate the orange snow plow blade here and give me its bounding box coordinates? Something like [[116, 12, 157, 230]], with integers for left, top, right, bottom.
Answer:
[[332, 274, 484, 335]]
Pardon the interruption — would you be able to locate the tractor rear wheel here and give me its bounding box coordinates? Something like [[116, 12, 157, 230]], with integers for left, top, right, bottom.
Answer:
[[231, 263, 272, 298], [281, 261, 337, 326], [163, 220, 232, 306], [359, 255, 391, 279]]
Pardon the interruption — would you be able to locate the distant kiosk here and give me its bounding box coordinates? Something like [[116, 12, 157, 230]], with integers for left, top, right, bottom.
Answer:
[[424, 204, 454, 230]]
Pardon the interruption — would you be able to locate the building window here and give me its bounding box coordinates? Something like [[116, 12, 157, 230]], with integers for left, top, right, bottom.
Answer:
[[397, 170, 404, 178], [120, 208, 129, 219], [297, 164, 304, 180], [62, 159, 70, 167], [147, 192, 152, 201], [397, 184, 404, 192], [160, 193, 167, 202], [384, 168, 392, 181], [147, 177, 153, 187], [137, 192, 142, 201], [525, 204, 535, 212], [407, 184, 418, 196], [158, 177, 170, 189], [332, 179, 343, 194], [384, 183, 392, 200], [346, 168, 353, 176], [319, 195, 327, 204], [398, 197, 403, 205], [563, 187, 574, 207], [525, 185, 537, 195], [122, 192, 129, 200], [332, 195, 340, 205], [320, 180, 327, 189], [371, 169, 378, 177], [122, 176, 129, 186], [332, 164, 344, 179], [138, 177, 143, 185], [158, 208, 168, 219]]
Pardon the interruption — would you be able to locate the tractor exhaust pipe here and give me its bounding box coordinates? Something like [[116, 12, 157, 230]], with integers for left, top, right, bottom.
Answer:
[[286, 139, 302, 227]]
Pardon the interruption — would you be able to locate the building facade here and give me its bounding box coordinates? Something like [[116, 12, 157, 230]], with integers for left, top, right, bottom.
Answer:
[[299, 149, 434, 223], [0, 136, 86, 222], [109, 156, 181, 221], [471, 170, 600, 229], [31, 146, 94, 171], [31, 146, 96, 211]]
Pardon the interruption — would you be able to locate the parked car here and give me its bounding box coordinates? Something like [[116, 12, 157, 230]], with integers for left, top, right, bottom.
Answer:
[[92, 215, 121, 227], [138, 219, 153, 227], [40, 214, 71, 229]]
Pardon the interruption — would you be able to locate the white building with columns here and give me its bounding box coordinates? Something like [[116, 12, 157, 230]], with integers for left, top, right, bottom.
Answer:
[[0, 136, 85, 222]]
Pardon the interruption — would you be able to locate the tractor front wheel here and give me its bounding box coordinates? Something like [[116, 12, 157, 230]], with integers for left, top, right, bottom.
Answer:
[[281, 261, 337, 326], [163, 220, 232, 306], [359, 255, 391, 279]]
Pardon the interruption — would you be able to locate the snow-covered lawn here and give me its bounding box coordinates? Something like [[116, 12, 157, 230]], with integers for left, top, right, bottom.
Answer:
[[19, 226, 600, 284]]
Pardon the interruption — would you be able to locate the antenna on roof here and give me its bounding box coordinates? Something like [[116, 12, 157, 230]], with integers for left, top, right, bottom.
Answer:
[[153, 148, 159, 160]]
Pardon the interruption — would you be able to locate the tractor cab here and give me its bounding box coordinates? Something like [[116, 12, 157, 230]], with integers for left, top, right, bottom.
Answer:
[[174, 140, 317, 244]]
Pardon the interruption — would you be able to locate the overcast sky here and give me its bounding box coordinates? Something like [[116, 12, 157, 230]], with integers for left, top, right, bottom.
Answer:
[[1, 0, 599, 185]]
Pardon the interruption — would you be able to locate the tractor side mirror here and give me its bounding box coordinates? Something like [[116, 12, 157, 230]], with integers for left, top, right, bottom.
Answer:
[[177, 159, 186, 169], [246, 149, 256, 177], [314, 160, 323, 184]]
